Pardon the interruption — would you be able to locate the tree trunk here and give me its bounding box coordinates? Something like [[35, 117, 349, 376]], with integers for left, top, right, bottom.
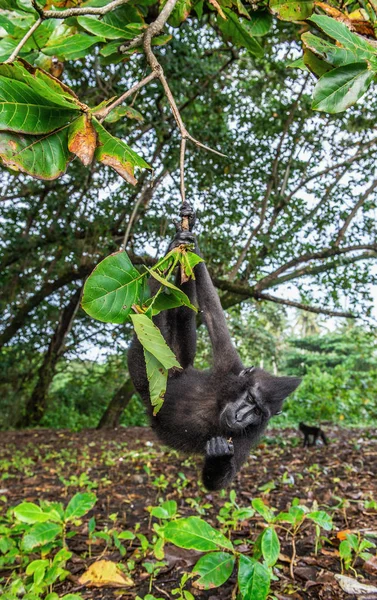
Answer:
[[97, 378, 135, 429], [17, 287, 82, 428]]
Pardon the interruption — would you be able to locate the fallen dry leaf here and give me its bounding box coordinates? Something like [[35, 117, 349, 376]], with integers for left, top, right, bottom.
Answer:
[[335, 574, 377, 595], [78, 560, 133, 588]]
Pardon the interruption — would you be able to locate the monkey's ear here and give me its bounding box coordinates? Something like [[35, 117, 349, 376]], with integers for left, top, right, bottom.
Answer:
[[262, 375, 301, 404]]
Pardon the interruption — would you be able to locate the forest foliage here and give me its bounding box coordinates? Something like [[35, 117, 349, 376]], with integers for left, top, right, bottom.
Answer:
[[1, 0, 377, 427]]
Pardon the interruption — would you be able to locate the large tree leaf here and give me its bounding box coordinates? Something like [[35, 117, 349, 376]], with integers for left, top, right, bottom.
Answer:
[[164, 517, 234, 552], [238, 555, 270, 600], [143, 349, 167, 415], [302, 32, 358, 67], [42, 34, 105, 60], [130, 313, 181, 369], [309, 15, 376, 58], [0, 60, 83, 109], [0, 127, 71, 179], [217, 9, 263, 57], [303, 48, 332, 77], [193, 552, 235, 589], [68, 114, 97, 166], [312, 62, 374, 113], [81, 251, 141, 324], [245, 11, 272, 36], [93, 119, 149, 185], [77, 16, 143, 40], [269, 0, 313, 21], [0, 76, 77, 134], [166, 0, 192, 27]]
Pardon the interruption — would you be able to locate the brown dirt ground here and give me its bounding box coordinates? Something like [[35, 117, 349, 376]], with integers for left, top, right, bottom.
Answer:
[[1, 426, 377, 599]]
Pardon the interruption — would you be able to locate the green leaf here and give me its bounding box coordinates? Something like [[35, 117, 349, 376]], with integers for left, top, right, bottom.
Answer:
[[217, 9, 263, 57], [238, 555, 270, 600], [22, 522, 62, 551], [307, 511, 333, 531], [131, 313, 181, 369], [302, 32, 362, 67], [244, 11, 272, 36], [25, 559, 50, 575], [270, 0, 314, 21], [14, 502, 53, 524], [0, 127, 71, 180], [118, 530, 135, 540], [0, 60, 82, 109], [148, 268, 197, 312], [150, 500, 177, 519], [309, 15, 376, 58], [82, 251, 141, 324], [42, 34, 105, 60], [93, 118, 149, 185], [312, 62, 373, 113], [288, 56, 308, 71], [261, 527, 280, 566], [77, 16, 143, 39], [193, 552, 235, 589], [252, 498, 275, 522], [167, 0, 192, 27], [105, 105, 144, 123], [303, 49, 332, 77], [178, 250, 203, 280], [143, 349, 167, 415], [164, 517, 234, 552], [65, 492, 97, 521], [0, 76, 77, 134]]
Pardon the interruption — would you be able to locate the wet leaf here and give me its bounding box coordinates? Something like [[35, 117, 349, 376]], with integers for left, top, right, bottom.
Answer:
[[238, 555, 270, 600], [261, 527, 280, 566], [22, 522, 62, 551]]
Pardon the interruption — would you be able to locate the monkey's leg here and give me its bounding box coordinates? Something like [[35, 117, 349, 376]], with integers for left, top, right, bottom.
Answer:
[[320, 431, 328, 445], [303, 435, 308, 447]]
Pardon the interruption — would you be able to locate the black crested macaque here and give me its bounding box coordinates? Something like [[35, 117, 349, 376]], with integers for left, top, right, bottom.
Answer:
[[128, 203, 301, 490], [299, 422, 328, 447]]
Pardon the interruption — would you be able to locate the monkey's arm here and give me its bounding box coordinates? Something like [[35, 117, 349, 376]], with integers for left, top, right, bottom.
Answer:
[[202, 436, 252, 490]]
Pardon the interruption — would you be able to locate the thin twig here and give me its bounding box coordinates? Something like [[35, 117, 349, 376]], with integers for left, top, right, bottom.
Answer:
[[5, 17, 42, 63], [180, 137, 186, 203], [95, 71, 158, 121]]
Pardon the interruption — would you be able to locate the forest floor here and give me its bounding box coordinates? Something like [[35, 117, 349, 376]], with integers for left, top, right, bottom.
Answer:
[[1, 426, 377, 600]]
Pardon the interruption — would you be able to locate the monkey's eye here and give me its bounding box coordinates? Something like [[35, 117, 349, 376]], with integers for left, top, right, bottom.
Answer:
[[254, 406, 262, 416]]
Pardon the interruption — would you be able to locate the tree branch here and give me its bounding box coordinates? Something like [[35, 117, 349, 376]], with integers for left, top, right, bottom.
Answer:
[[255, 292, 355, 318], [334, 177, 377, 247], [5, 17, 42, 63], [94, 71, 158, 121], [41, 0, 132, 18]]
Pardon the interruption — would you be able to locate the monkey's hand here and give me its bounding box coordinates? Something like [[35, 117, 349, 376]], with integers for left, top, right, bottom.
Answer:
[[173, 201, 196, 233], [168, 230, 196, 252], [206, 436, 234, 459]]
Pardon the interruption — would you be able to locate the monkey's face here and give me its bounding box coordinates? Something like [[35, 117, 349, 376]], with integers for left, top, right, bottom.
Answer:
[[219, 367, 301, 433]]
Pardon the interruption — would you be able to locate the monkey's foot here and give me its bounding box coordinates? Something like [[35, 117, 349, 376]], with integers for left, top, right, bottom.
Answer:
[[206, 436, 234, 458]]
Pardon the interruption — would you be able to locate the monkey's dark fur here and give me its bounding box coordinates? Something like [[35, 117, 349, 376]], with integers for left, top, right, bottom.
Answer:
[[299, 422, 328, 447], [128, 204, 301, 490]]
